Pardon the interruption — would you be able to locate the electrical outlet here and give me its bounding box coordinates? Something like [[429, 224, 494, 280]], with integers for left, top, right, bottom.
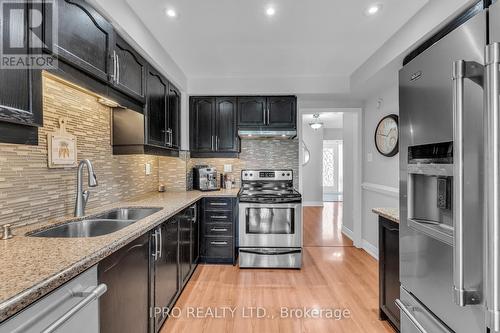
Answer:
[[145, 163, 152, 175], [367, 153, 373, 162]]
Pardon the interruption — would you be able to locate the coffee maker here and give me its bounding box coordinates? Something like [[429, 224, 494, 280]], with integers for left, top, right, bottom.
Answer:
[[192, 165, 220, 191]]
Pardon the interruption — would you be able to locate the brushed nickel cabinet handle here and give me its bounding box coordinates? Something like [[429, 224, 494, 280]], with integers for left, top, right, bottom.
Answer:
[[210, 228, 228, 232], [210, 241, 228, 245], [210, 215, 228, 219]]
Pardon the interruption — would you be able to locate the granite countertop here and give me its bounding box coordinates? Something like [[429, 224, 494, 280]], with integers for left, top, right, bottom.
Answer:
[[372, 207, 399, 224], [0, 188, 239, 322]]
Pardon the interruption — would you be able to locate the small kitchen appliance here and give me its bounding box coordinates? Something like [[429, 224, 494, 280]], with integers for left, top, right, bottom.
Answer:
[[192, 165, 220, 191]]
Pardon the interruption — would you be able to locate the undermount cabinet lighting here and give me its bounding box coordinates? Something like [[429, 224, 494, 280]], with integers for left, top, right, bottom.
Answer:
[[166, 9, 177, 18], [266, 7, 276, 16], [365, 3, 382, 16], [97, 97, 120, 108], [309, 114, 323, 130]]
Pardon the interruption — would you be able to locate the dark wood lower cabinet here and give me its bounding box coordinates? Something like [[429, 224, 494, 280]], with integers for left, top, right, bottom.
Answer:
[[98, 198, 236, 333], [98, 233, 150, 333], [200, 197, 237, 264], [379, 216, 400, 332]]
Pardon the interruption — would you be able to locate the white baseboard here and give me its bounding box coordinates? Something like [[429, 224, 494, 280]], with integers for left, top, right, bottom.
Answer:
[[362, 240, 379, 260], [302, 201, 324, 207], [341, 226, 354, 240]]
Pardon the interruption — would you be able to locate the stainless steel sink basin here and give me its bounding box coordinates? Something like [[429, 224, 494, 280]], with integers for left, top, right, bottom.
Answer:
[[29, 207, 162, 238], [92, 207, 162, 221]]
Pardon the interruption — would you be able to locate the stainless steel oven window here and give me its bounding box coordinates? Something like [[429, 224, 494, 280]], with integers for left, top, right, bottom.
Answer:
[[245, 207, 295, 234]]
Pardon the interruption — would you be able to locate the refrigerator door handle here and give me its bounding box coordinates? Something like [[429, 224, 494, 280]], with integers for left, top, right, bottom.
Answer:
[[486, 42, 500, 332], [452, 60, 483, 307]]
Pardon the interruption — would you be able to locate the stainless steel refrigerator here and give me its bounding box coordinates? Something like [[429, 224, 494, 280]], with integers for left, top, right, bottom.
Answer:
[[399, 0, 500, 332]]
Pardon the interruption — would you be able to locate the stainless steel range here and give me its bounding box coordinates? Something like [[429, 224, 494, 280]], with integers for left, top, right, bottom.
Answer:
[[238, 169, 302, 269]]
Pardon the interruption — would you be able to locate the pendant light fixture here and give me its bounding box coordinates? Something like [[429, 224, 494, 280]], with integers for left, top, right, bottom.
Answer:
[[309, 114, 323, 130]]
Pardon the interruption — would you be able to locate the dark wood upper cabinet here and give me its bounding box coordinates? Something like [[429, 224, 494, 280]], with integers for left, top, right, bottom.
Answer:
[[237, 96, 296, 129], [237, 97, 266, 127], [46, 0, 114, 82], [168, 83, 181, 150], [146, 67, 168, 147], [0, 1, 42, 144], [215, 97, 238, 153], [267, 96, 296, 128], [111, 34, 147, 103], [190, 97, 215, 153], [190, 97, 239, 157]]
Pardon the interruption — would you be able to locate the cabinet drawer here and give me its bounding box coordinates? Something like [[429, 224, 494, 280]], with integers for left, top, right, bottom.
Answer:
[[204, 197, 233, 210], [204, 237, 233, 259], [203, 223, 233, 236], [204, 210, 233, 223]]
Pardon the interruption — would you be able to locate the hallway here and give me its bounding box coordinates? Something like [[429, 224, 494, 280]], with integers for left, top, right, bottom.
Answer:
[[303, 202, 353, 247], [161, 204, 393, 333]]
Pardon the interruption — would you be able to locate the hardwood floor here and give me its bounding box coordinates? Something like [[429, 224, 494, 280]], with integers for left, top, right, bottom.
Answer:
[[161, 203, 394, 333], [303, 202, 353, 247]]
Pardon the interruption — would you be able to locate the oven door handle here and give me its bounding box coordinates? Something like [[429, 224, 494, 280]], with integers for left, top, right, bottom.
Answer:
[[238, 203, 302, 209], [239, 249, 302, 256]]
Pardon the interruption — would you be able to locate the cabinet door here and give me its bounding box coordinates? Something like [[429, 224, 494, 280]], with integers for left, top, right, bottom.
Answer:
[[153, 221, 179, 332], [379, 218, 400, 330], [0, 1, 42, 143], [112, 34, 146, 103], [215, 97, 238, 152], [167, 83, 181, 149], [190, 205, 199, 266], [146, 68, 167, 147], [190, 97, 215, 152], [267, 96, 296, 128], [237, 97, 266, 127], [48, 0, 114, 82], [99, 234, 149, 333]]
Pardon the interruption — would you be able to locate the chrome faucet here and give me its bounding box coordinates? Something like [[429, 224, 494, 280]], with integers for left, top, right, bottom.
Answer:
[[74, 159, 98, 217]]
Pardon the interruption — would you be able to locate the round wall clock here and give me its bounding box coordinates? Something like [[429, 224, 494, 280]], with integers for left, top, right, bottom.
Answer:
[[374, 114, 399, 157]]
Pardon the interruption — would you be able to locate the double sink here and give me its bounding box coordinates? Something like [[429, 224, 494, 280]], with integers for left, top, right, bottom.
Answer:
[[29, 207, 162, 238]]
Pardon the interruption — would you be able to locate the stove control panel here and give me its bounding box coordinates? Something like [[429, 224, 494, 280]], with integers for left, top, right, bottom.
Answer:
[[241, 170, 293, 181]]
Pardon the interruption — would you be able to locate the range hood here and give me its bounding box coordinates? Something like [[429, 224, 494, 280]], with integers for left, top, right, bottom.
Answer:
[[238, 129, 297, 139]]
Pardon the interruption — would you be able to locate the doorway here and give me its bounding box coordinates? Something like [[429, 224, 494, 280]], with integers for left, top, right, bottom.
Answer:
[[299, 108, 362, 248]]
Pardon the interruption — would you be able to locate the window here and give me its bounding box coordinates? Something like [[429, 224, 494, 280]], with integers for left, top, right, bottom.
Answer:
[[323, 140, 343, 193], [323, 147, 335, 187]]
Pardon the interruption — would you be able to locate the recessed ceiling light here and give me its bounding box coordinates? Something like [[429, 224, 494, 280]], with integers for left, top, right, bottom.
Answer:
[[166, 9, 177, 18], [266, 7, 276, 16], [365, 3, 382, 16]]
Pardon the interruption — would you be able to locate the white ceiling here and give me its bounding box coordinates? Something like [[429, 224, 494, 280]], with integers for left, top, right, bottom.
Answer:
[[303, 113, 343, 129], [126, 0, 428, 80]]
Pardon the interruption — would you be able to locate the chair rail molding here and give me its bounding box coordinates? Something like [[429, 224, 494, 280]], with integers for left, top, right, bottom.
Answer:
[[361, 182, 399, 197]]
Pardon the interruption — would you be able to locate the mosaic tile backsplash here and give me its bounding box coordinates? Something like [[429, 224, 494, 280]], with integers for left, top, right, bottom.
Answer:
[[0, 75, 299, 228], [189, 139, 299, 189], [0, 75, 159, 228]]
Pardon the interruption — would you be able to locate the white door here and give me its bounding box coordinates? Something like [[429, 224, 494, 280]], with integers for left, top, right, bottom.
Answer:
[[323, 140, 343, 201]]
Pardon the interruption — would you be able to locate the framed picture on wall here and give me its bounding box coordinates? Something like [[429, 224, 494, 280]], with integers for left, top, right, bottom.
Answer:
[[48, 118, 77, 168]]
